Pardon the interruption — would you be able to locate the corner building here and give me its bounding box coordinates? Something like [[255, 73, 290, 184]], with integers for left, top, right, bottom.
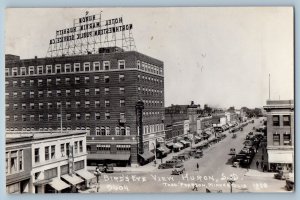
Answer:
[[5, 47, 165, 166]]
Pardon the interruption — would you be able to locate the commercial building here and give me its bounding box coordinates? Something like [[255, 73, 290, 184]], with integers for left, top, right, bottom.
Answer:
[[6, 130, 94, 194], [5, 46, 165, 166], [263, 100, 294, 172], [196, 115, 213, 134]]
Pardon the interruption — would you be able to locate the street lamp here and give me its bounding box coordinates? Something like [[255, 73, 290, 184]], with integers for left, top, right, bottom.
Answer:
[[227, 176, 235, 193], [94, 167, 101, 192], [152, 142, 156, 166]]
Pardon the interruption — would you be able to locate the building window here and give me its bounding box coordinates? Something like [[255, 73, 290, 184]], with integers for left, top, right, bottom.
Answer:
[[46, 65, 52, 74], [57, 114, 61, 121], [22, 115, 26, 121], [21, 80, 26, 87], [56, 90, 61, 97], [117, 145, 131, 152], [50, 145, 55, 159], [39, 114, 44, 121], [85, 101, 90, 108], [48, 103, 53, 109], [66, 102, 71, 108], [14, 115, 18, 121], [95, 88, 100, 95], [56, 78, 61, 85], [93, 62, 100, 71], [66, 90, 71, 97], [115, 127, 120, 135], [137, 60, 140, 69], [29, 79, 34, 86], [120, 127, 125, 135], [96, 127, 100, 135], [96, 144, 110, 152], [79, 141, 83, 152], [283, 115, 291, 126], [105, 100, 110, 107], [84, 62, 90, 71], [44, 167, 57, 180], [105, 112, 110, 120], [13, 92, 18, 98], [74, 63, 80, 72], [120, 87, 125, 94], [47, 78, 52, 86], [95, 113, 100, 120], [105, 87, 110, 95], [85, 89, 90, 96], [120, 99, 125, 107], [38, 91, 43, 98], [75, 77, 80, 84], [60, 144, 65, 157], [126, 127, 130, 135], [76, 113, 81, 120], [85, 113, 91, 120], [22, 103, 26, 110], [119, 74, 125, 82], [76, 101, 81, 108], [74, 160, 84, 171], [55, 64, 61, 73], [95, 101, 100, 108], [75, 89, 80, 96], [283, 134, 291, 145], [272, 115, 280, 126], [84, 76, 90, 84], [66, 114, 71, 121], [12, 67, 18, 76], [105, 127, 110, 135], [47, 90, 52, 97], [65, 77, 71, 85], [48, 114, 53, 121], [103, 75, 109, 83], [94, 76, 100, 83], [118, 60, 125, 69], [65, 64, 71, 73], [273, 134, 280, 146], [30, 91, 34, 98], [13, 104, 18, 110], [74, 141, 78, 154], [103, 61, 110, 70], [38, 79, 43, 86], [37, 66, 43, 74], [5, 68, 10, 76], [45, 146, 50, 161]]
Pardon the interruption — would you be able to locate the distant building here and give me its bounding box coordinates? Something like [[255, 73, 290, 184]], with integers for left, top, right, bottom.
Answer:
[[263, 100, 294, 172], [225, 111, 238, 124], [6, 131, 94, 194], [212, 113, 227, 126], [196, 116, 213, 134]]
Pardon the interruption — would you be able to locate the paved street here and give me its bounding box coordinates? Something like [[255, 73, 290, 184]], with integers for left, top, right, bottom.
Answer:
[[83, 118, 287, 193]]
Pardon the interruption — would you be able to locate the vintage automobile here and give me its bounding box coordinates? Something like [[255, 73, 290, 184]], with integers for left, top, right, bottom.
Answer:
[[171, 164, 185, 175], [96, 164, 107, 173], [229, 148, 236, 155], [158, 160, 182, 169], [106, 164, 114, 173], [274, 170, 290, 180], [177, 154, 190, 161], [286, 178, 294, 191], [194, 150, 203, 159], [232, 133, 237, 138]]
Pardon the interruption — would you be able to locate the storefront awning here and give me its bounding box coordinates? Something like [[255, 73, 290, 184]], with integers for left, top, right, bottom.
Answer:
[[161, 145, 171, 154], [49, 178, 70, 191], [139, 151, 155, 160], [75, 169, 95, 181], [173, 143, 184, 148], [87, 154, 130, 161], [156, 147, 164, 152], [268, 151, 293, 164], [61, 174, 84, 186]]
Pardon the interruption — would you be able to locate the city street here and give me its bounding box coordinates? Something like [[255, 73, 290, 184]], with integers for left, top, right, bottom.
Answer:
[[83, 118, 287, 193]]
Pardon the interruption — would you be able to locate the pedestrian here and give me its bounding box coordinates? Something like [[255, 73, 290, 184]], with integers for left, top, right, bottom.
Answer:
[[192, 184, 198, 191], [261, 161, 263, 169], [256, 160, 259, 169], [196, 163, 199, 171], [261, 155, 264, 161]]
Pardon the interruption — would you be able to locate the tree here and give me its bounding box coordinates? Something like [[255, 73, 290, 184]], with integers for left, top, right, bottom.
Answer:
[[227, 106, 235, 113], [203, 104, 212, 114]]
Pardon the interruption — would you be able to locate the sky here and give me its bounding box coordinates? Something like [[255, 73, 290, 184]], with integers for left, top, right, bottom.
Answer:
[[5, 7, 294, 109]]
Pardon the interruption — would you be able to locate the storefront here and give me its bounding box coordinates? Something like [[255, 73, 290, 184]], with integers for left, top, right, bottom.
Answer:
[[45, 177, 71, 193], [75, 169, 95, 189], [138, 151, 155, 165], [268, 150, 293, 172], [61, 174, 84, 192]]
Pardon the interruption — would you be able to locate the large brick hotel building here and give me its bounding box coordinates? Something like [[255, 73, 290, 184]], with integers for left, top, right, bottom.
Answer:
[[5, 47, 165, 166]]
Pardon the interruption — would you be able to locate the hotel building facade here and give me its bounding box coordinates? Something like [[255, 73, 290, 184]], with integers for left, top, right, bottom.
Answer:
[[5, 47, 165, 166]]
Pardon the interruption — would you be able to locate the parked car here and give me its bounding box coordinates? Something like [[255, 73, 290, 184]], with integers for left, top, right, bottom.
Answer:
[[232, 133, 237, 138], [274, 170, 290, 180], [194, 150, 203, 158], [286, 178, 294, 191], [96, 164, 107, 173], [171, 164, 185, 175], [229, 148, 236, 155], [106, 164, 114, 173], [178, 154, 189, 161]]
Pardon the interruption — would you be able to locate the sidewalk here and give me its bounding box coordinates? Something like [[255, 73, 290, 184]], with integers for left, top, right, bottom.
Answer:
[[244, 143, 274, 178]]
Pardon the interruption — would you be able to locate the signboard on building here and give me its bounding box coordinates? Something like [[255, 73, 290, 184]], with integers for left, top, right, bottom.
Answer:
[[68, 144, 74, 175]]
